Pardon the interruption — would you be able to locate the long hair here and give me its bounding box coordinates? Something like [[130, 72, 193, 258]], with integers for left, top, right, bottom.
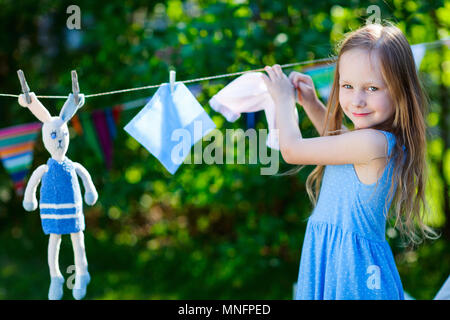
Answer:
[[283, 22, 439, 247]]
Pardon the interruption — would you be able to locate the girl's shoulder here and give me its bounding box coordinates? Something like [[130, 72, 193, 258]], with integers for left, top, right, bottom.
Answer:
[[370, 129, 400, 158], [352, 130, 400, 185], [374, 130, 406, 155]]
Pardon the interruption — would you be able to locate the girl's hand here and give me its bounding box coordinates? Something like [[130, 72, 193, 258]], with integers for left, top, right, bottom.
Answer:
[[262, 65, 296, 106], [288, 72, 319, 108]]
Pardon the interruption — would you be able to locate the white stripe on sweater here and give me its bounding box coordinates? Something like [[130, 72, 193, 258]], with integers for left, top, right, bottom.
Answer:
[[39, 203, 80, 209], [40, 213, 82, 220]]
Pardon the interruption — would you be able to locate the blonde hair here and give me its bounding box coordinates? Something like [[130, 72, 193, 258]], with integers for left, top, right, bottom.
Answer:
[[282, 22, 439, 247]]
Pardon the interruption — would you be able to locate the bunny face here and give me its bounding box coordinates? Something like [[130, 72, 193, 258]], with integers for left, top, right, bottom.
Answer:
[[18, 92, 85, 161], [42, 117, 70, 161]]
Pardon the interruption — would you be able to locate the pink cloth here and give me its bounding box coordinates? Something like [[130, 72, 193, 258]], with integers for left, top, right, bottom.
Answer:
[[209, 72, 298, 150]]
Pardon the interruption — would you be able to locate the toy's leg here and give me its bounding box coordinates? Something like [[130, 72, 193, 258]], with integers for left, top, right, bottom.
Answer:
[[48, 233, 64, 300], [71, 231, 90, 300]]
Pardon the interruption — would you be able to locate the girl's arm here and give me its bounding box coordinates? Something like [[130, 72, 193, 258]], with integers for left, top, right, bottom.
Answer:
[[263, 65, 386, 166], [73, 162, 98, 206], [303, 99, 349, 136], [281, 129, 387, 165], [289, 71, 349, 136]]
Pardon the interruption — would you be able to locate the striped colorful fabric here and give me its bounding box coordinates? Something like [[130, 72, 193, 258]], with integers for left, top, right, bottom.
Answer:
[[0, 122, 42, 195], [303, 63, 336, 101]]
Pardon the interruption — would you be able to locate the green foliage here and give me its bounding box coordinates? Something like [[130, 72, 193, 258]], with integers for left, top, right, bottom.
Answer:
[[0, 0, 448, 299]]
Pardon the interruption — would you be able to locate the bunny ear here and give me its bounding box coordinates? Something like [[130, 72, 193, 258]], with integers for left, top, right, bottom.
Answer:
[[19, 92, 52, 123], [59, 93, 85, 123]]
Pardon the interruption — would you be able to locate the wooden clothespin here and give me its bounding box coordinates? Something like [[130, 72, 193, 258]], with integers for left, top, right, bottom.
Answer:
[[71, 70, 80, 105], [17, 70, 32, 104], [170, 70, 176, 94]]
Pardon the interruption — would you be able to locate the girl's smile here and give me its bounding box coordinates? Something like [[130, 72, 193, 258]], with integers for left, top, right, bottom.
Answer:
[[352, 112, 372, 117]]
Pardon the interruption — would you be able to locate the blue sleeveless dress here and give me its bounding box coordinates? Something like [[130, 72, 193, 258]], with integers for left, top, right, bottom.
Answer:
[[39, 157, 84, 235], [295, 130, 405, 300]]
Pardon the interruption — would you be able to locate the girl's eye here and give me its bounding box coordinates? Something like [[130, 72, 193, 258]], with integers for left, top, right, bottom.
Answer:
[[368, 86, 378, 92], [50, 131, 57, 139], [342, 84, 352, 89]]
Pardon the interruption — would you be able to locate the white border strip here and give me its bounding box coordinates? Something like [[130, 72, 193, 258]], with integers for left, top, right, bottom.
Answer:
[[40, 203, 80, 209], [40, 213, 82, 220]]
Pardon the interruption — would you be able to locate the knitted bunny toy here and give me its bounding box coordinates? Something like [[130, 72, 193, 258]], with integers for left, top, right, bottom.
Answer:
[[18, 92, 98, 300]]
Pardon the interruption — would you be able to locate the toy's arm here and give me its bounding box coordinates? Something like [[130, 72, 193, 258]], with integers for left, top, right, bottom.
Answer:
[[23, 164, 48, 211], [73, 162, 98, 206]]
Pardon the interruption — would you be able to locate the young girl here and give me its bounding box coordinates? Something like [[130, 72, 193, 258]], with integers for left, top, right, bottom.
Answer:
[[262, 23, 438, 300]]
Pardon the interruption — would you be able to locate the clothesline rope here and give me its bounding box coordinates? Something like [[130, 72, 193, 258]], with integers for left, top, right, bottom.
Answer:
[[0, 56, 335, 100], [85, 56, 335, 99], [0, 38, 448, 100]]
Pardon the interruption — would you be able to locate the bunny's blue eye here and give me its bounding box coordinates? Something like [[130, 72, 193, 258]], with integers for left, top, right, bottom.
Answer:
[[50, 131, 57, 139]]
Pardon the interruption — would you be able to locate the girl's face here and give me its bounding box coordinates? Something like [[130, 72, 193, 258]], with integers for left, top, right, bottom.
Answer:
[[338, 48, 395, 130]]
